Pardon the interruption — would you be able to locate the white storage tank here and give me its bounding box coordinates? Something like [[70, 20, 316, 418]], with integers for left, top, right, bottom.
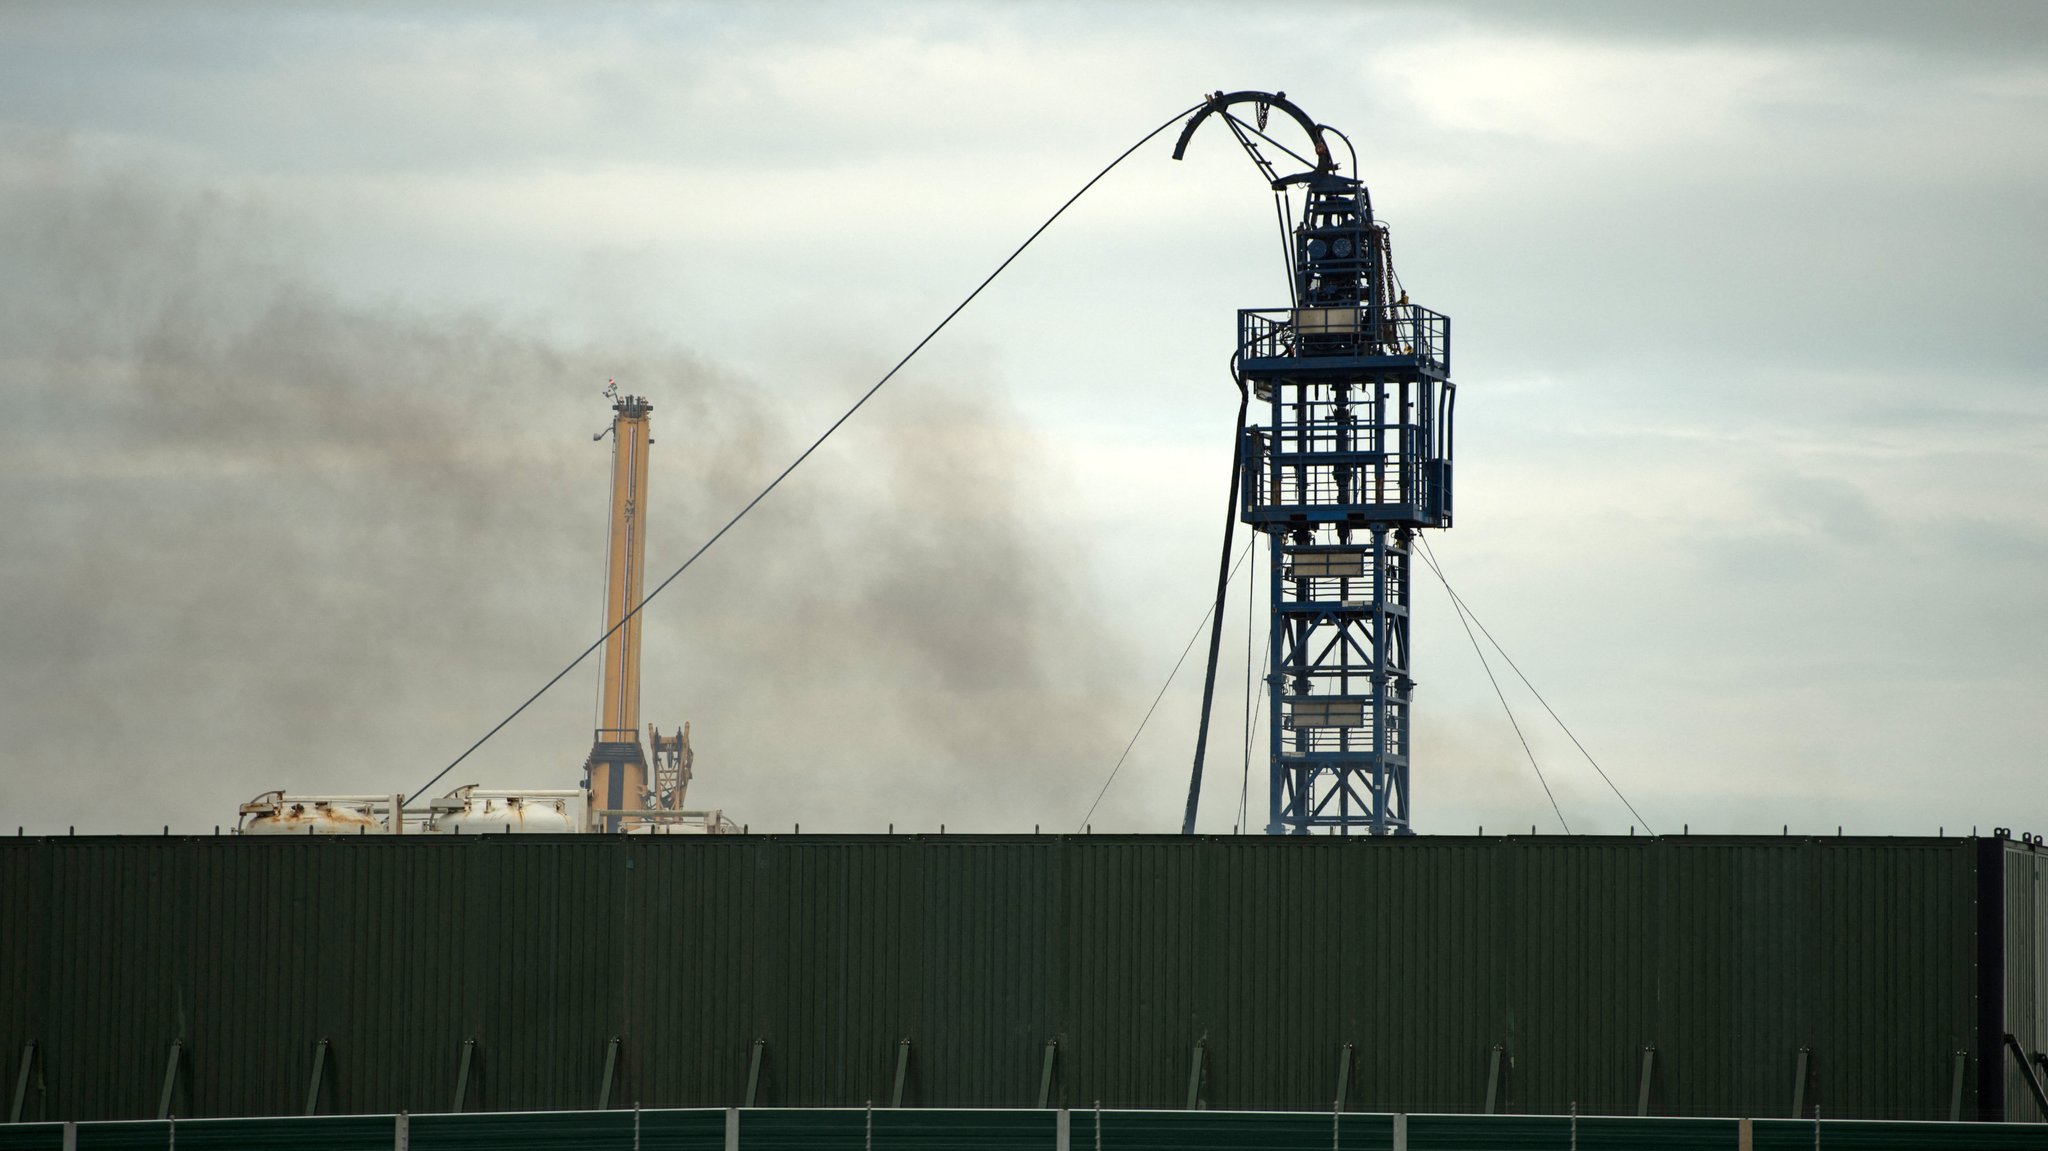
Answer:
[[238, 791, 392, 835], [434, 787, 579, 834]]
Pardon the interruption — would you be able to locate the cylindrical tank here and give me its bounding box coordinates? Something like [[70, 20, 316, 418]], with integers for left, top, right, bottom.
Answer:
[[435, 790, 578, 834], [240, 795, 383, 835]]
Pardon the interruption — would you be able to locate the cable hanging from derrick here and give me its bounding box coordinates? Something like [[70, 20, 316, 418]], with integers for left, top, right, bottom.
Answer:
[[1412, 535, 1654, 835], [406, 101, 1207, 806], [1079, 539, 1258, 832]]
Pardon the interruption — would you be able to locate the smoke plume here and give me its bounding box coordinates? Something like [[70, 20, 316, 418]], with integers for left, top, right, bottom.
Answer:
[[0, 138, 1139, 834]]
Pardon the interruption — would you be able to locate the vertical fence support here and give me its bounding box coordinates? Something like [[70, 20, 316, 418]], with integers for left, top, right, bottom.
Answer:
[[1333, 1043, 1354, 1112], [450, 1039, 476, 1114], [303, 1039, 330, 1116], [890, 1039, 912, 1108], [743, 1039, 765, 1107], [1038, 1040, 1059, 1109], [1484, 1046, 1504, 1114], [1738, 1118, 1753, 1151], [596, 1037, 620, 1110], [2005, 1034, 2048, 1118], [1791, 1048, 1810, 1119], [1056, 1108, 1071, 1151], [1949, 1051, 1967, 1122], [393, 1111, 408, 1151], [1393, 1113, 1408, 1151], [156, 1039, 186, 1120], [10, 1040, 39, 1123], [1636, 1046, 1656, 1116]]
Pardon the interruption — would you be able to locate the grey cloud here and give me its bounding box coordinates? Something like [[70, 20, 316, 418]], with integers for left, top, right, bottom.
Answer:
[[1436, 0, 2048, 56]]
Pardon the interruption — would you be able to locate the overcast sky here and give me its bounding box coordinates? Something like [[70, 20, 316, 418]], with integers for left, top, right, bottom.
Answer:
[[2, 2, 2044, 838]]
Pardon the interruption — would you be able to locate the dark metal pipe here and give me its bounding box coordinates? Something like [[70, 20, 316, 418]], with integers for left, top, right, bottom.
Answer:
[[1183, 374, 1250, 835]]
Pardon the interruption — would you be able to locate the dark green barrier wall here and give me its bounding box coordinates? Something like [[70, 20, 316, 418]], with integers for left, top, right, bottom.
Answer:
[[2, 835, 2042, 1123], [4, 1110, 2047, 1151]]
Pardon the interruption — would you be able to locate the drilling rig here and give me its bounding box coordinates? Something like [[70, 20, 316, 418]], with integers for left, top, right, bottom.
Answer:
[[238, 387, 730, 835], [1177, 92, 1455, 836], [582, 385, 728, 834]]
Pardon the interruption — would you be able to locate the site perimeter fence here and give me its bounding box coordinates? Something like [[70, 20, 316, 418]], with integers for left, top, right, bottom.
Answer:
[[3, 1109, 2046, 1151]]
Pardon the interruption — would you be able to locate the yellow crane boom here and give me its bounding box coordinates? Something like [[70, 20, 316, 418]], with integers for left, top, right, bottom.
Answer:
[[585, 389, 654, 831]]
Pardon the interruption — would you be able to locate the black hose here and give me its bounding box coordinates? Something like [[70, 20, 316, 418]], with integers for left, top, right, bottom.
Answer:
[[1182, 369, 1250, 835]]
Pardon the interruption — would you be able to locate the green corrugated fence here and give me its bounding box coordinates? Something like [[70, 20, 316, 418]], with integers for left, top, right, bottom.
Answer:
[[6, 835, 2043, 1121], [3, 1110, 2046, 1151]]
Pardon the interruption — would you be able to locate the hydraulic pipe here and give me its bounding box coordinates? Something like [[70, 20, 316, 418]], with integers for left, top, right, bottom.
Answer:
[[1171, 90, 1337, 180]]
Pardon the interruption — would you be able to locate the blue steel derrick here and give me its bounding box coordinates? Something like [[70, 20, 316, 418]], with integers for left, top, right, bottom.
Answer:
[[1242, 174, 1453, 835], [1176, 89, 1455, 836], [1179, 89, 1449, 827]]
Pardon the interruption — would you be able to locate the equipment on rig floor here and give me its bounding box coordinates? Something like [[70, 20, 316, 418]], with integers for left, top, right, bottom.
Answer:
[[650, 720, 692, 809], [1177, 91, 1455, 835], [236, 385, 735, 836]]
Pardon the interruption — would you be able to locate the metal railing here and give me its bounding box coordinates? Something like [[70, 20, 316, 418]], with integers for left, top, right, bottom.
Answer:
[[1239, 303, 1451, 370], [14, 1109, 2035, 1149]]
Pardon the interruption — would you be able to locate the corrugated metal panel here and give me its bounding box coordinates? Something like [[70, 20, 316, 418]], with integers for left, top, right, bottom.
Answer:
[[1407, 1114, 1567, 1149], [1751, 1118, 2048, 1151], [1090, 1108, 1356, 1150], [68, 1117, 395, 1151], [2006, 845, 2048, 1123], [737, 1108, 1055, 1150], [0, 835, 2019, 1122], [8, 1110, 2048, 1150], [409, 1108, 724, 1151], [1574, 1116, 1736, 1151], [0, 1125, 63, 1151]]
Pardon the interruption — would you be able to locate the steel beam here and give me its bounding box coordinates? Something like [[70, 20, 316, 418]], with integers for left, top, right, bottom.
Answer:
[[1636, 1046, 1656, 1116], [303, 1039, 329, 1116], [596, 1037, 620, 1110], [2005, 1034, 2048, 1119], [890, 1039, 911, 1108], [156, 1039, 185, 1120], [1484, 1045, 1504, 1114], [9, 1040, 37, 1124], [742, 1039, 765, 1107], [451, 1039, 476, 1114]]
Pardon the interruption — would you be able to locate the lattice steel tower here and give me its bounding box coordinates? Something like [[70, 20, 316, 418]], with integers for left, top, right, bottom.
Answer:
[[1177, 92, 1455, 835]]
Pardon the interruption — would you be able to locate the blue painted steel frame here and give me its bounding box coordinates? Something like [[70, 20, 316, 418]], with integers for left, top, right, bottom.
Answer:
[[1238, 175, 1454, 836]]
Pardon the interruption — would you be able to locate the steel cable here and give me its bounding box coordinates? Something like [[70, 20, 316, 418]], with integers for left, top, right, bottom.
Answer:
[[1415, 535, 1653, 833], [407, 102, 1207, 805], [1430, 544, 1573, 834], [1079, 541, 1255, 832]]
